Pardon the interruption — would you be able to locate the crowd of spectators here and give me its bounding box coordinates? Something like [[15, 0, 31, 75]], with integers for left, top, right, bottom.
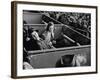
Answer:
[[41, 11, 91, 37], [58, 12, 91, 31]]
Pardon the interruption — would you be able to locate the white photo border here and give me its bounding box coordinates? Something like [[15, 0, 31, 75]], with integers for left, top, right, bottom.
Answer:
[[11, 1, 97, 78]]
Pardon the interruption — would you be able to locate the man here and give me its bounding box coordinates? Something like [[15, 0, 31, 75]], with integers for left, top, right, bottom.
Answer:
[[56, 54, 87, 67]]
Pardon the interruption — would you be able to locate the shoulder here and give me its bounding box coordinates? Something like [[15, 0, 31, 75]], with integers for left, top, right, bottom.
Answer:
[[42, 31, 48, 35]]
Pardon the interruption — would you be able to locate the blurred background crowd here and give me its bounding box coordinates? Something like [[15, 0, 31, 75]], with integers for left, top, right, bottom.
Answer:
[[41, 11, 91, 33]]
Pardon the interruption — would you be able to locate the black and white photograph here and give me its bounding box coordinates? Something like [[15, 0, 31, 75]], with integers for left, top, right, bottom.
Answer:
[[23, 10, 91, 69], [11, 1, 97, 78]]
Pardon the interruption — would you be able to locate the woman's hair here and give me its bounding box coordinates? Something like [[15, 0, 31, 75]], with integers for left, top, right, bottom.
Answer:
[[46, 22, 54, 31]]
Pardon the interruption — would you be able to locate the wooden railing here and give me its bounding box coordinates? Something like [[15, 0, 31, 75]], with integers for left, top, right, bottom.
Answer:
[[28, 45, 91, 68]]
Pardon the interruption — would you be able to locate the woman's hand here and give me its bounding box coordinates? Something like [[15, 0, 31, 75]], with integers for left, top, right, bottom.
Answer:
[[52, 40, 56, 44]]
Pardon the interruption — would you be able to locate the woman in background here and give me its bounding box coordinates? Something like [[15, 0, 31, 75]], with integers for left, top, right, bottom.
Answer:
[[42, 22, 56, 49]]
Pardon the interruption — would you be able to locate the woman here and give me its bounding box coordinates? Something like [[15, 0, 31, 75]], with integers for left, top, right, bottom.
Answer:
[[42, 22, 56, 49]]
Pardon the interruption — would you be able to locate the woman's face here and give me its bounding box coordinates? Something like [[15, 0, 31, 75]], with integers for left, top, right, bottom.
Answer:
[[32, 31, 40, 41], [49, 25, 54, 32]]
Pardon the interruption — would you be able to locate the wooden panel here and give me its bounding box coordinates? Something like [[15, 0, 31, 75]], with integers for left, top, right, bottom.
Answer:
[[62, 26, 91, 45], [23, 13, 42, 24], [29, 46, 90, 68]]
